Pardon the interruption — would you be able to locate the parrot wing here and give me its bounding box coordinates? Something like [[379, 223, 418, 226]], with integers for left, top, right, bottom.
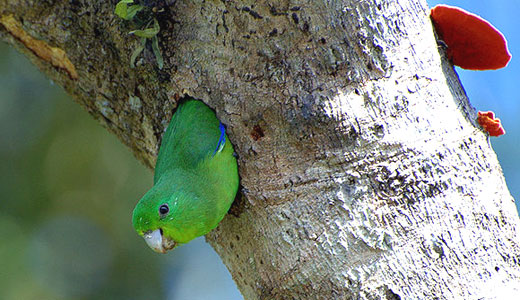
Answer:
[[153, 99, 227, 183]]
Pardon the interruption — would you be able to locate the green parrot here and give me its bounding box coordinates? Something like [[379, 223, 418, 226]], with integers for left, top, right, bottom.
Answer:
[[132, 99, 239, 253]]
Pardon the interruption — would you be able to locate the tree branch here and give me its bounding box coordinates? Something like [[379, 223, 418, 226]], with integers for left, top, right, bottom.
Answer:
[[2, 0, 519, 298]]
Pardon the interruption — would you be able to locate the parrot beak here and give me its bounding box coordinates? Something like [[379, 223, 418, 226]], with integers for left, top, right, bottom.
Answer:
[[143, 229, 177, 253]]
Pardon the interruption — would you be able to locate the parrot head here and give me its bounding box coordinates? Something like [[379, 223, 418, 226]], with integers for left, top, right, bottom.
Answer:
[[132, 184, 196, 254]]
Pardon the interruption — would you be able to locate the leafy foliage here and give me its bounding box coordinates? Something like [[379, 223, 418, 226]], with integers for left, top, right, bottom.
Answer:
[[115, 0, 144, 20], [114, 0, 163, 69]]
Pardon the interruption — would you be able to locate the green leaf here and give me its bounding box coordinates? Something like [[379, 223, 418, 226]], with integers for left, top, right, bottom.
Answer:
[[151, 36, 164, 69], [130, 37, 147, 68], [114, 2, 128, 19], [126, 5, 144, 20], [129, 18, 160, 38], [115, 0, 137, 20]]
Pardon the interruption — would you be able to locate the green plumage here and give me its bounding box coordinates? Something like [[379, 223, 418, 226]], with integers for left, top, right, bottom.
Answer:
[[132, 99, 239, 252]]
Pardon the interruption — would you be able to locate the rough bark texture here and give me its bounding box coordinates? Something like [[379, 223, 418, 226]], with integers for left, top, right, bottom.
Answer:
[[2, 0, 519, 299]]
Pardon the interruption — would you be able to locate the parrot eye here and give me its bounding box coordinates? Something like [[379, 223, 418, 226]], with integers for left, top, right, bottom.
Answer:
[[159, 204, 169, 216]]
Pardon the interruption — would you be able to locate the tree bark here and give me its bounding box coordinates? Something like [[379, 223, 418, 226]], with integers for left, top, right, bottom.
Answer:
[[2, 0, 519, 299]]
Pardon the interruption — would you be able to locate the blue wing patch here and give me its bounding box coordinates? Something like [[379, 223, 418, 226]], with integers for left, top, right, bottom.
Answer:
[[213, 123, 226, 156]]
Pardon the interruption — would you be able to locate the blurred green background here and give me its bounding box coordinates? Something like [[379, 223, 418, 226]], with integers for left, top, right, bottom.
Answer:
[[0, 1, 518, 299], [0, 44, 241, 299]]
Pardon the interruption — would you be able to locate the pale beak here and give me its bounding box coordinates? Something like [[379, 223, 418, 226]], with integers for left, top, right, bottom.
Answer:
[[143, 229, 177, 253]]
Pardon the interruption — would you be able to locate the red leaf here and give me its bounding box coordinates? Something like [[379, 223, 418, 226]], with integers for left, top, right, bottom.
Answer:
[[477, 111, 506, 137], [431, 5, 511, 70]]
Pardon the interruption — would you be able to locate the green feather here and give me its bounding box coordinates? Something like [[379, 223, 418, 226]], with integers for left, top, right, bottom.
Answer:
[[132, 99, 239, 252]]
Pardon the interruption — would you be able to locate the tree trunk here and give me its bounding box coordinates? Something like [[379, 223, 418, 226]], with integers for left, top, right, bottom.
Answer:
[[2, 0, 519, 298]]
